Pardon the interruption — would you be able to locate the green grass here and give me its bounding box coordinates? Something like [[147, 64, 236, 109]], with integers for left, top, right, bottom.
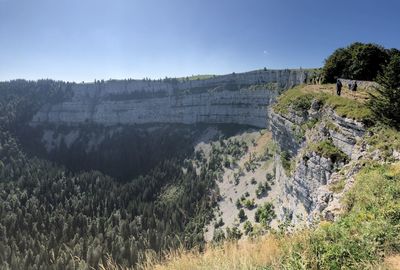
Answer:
[[280, 151, 294, 176], [273, 86, 315, 115], [177, 74, 216, 81], [366, 125, 400, 160], [274, 84, 373, 122], [281, 162, 400, 269], [322, 94, 372, 121], [329, 177, 346, 193], [309, 140, 348, 163]]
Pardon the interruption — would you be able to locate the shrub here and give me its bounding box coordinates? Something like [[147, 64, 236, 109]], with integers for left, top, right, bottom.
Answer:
[[226, 227, 242, 240], [255, 181, 271, 198], [243, 199, 256, 210], [214, 218, 224, 229], [266, 173, 274, 182], [235, 199, 242, 209], [243, 221, 253, 235], [309, 140, 348, 163], [212, 228, 226, 243], [238, 209, 247, 222], [255, 202, 276, 227], [280, 151, 292, 175]]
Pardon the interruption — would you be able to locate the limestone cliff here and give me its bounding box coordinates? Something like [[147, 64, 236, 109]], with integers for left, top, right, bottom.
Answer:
[[269, 98, 367, 226], [32, 69, 309, 128], [31, 69, 373, 231]]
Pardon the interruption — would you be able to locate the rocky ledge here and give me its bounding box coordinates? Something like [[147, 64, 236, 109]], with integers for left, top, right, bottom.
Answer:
[[270, 99, 367, 226]]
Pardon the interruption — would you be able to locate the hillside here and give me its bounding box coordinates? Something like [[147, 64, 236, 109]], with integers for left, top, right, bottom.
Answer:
[[0, 73, 399, 269], [0, 73, 312, 269], [136, 83, 400, 270]]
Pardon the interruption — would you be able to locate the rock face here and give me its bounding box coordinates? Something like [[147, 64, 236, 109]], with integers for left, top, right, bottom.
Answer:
[[31, 67, 369, 229], [32, 69, 309, 128], [269, 101, 366, 225]]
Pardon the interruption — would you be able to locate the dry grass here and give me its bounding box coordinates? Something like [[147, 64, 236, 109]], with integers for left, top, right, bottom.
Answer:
[[138, 236, 281, 270], [303, 84, 370, 103], [384, 255, 400, 270], [95, 231, 399, 270]]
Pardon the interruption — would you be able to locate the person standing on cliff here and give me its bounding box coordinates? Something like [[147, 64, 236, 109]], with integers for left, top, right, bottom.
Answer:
[[336, 79, 342, 96], [352, 80, 358, 91]]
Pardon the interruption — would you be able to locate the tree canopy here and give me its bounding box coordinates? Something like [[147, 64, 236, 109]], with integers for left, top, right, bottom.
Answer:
[[322, 42, 390, 82], [369, 51, 400, 128]]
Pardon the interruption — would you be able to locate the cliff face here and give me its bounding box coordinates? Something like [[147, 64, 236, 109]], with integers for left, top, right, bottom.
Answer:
[[270, 101, 367, 225], [31, 69, 308, 128], [31, 69, 370, 228]]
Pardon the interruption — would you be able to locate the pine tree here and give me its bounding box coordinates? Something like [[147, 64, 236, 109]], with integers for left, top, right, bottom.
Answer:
[[369, 53, 400, 128]]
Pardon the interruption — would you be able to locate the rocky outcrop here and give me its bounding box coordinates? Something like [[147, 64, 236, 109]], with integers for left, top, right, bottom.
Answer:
[[270, 100, 366, 225], [31, 69, 309, 128], [268, 108, 304, 156]]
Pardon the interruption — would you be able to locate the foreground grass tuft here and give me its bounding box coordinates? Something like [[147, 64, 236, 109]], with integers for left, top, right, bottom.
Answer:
[[140, 236, 282, 270]]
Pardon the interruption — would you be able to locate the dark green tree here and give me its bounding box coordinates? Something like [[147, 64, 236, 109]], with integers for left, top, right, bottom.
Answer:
[[322, 42, 389, 83], [255, 202, 276, 227], [369, 53, 400, 127], [322, 48, 352, 83], [238, 209, 247, 222]]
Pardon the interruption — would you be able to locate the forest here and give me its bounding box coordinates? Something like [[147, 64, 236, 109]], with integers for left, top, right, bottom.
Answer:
[[0, 80, 222, 269]]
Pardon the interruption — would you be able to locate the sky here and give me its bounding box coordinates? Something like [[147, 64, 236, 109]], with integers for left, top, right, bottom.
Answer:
[[1, 0, 399, 82]]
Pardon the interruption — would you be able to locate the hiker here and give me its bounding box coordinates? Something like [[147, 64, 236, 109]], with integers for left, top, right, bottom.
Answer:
[[352, 81, 357, 91], [336, 79, 342, 96]]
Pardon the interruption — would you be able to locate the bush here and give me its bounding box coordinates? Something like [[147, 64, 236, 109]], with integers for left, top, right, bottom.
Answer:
[[255, 202, 276, 227], [243, 199, 256, 210], [214, 218, 224, 229], [309, 140, 348, 163], [235, 199, 242, 209], [255, 181, 271, 198], [250, 177, 257, 185], [226, 227, 242, 240], [212, 228, 226, 243], [243, 221, 253, 235], [280, 151, 292, 175], [238, 209, 247, 222]]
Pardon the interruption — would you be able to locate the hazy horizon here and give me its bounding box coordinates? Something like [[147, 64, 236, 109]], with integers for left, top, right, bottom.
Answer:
[[1, 0, 400, 82]]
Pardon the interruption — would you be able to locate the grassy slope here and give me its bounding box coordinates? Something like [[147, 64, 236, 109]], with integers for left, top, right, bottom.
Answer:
[[273, 84, 372, 121]]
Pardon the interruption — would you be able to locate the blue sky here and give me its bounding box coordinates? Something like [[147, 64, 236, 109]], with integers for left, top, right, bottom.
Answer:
[[1, 0, 399, 82]]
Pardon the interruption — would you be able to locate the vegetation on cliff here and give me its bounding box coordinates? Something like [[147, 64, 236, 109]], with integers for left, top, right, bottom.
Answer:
[[1, 42, 400, 270], [369, 52, 400, 128], [137, 157, 400, 270], [0, 81, 219, 269], [273, 83, 372, 122]]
